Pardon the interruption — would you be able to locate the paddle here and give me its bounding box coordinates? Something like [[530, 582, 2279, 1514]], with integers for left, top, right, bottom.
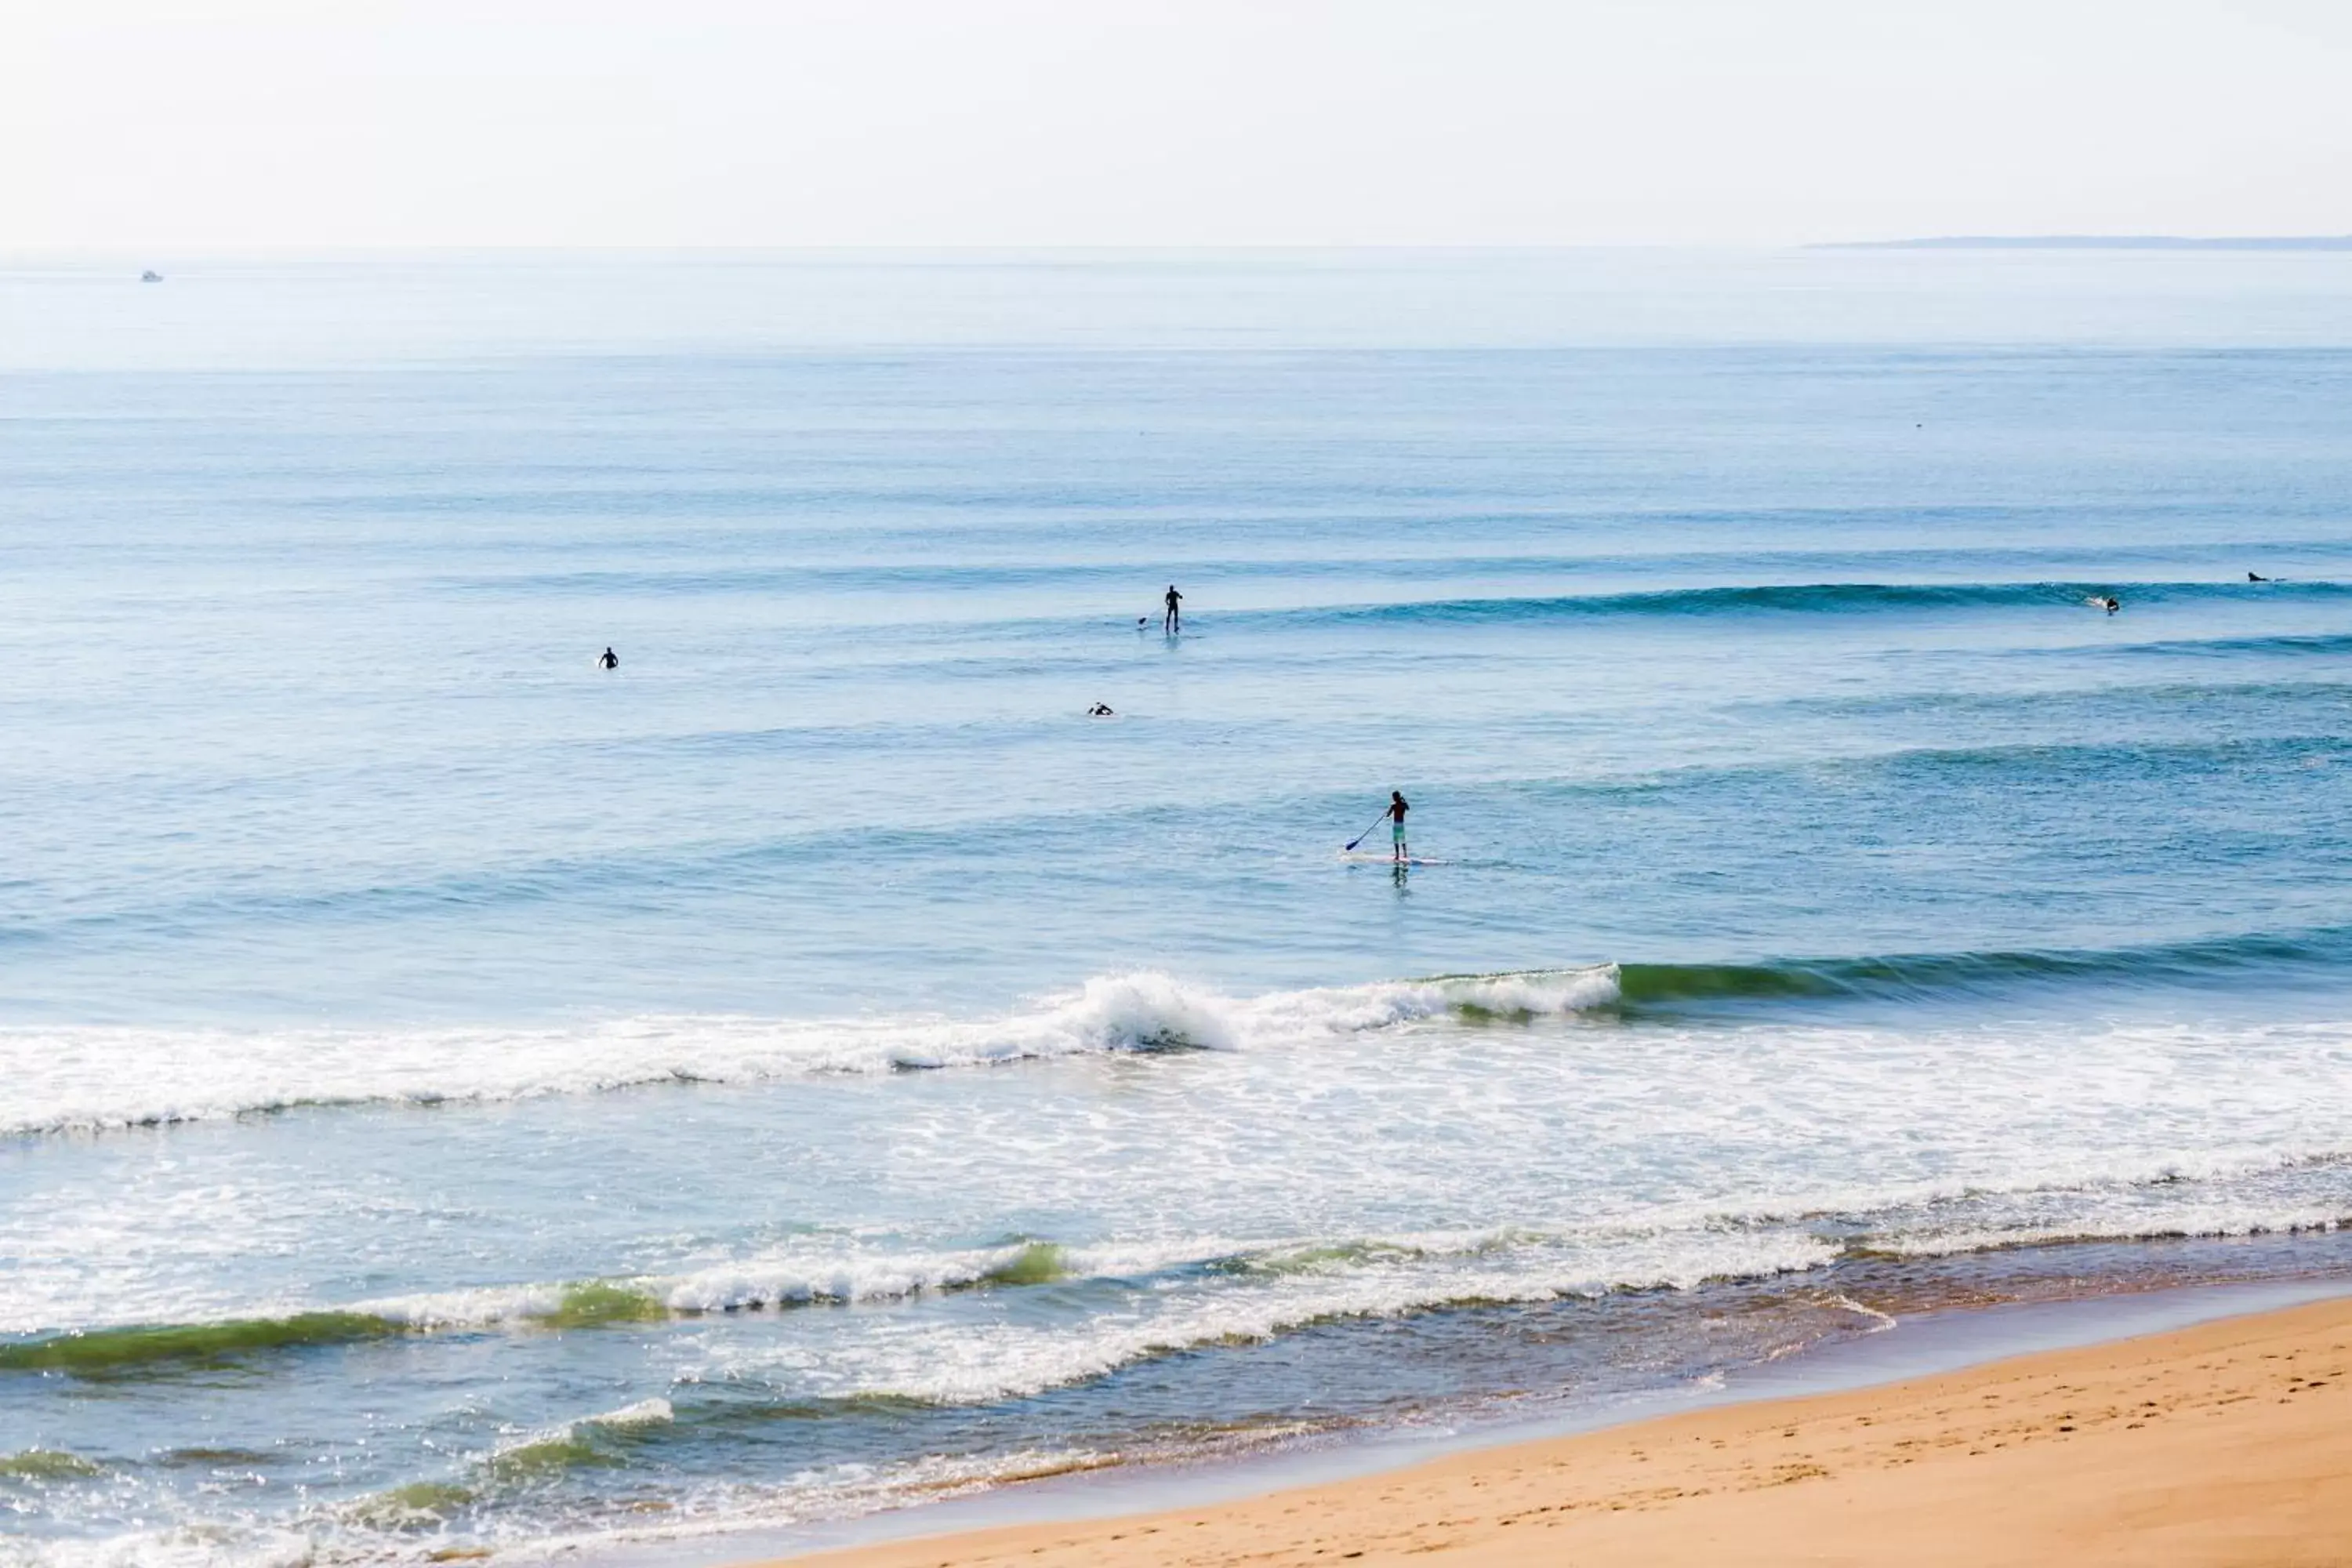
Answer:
[[1344, 811, 1391, 852]]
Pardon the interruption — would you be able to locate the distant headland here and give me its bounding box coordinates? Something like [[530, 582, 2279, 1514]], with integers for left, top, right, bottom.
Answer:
[[1819, 235, 2352, 251]]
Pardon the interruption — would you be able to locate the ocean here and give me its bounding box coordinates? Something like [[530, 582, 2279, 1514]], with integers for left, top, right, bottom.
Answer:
[[4, 248, 2351, 1566]]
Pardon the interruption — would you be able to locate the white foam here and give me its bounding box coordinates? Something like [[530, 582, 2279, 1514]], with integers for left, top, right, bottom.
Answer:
[[653, 1244, 1018, 1312], [40, 1218, 1820, 1356], [1880, 1205, 2350, 1259], [462, 1447, 1128, 1566], [349, 1218, 1790, 1338], [0, 1527, 316, 1568], [581, 1397, 672, 1429], [360, 1282, 571, 1329], [710, 1227, 1842, 1407], [45, 1149, 2352, 1345], [0, 967, 1621, 1134], [351, 1237, 1218, 1331]]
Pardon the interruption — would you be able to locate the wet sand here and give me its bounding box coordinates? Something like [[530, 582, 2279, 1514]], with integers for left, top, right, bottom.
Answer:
[[765, 1293, 2352, 1566]]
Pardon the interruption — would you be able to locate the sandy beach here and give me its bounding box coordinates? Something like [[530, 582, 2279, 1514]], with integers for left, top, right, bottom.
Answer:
[[772, 1292, 2352, 1568]]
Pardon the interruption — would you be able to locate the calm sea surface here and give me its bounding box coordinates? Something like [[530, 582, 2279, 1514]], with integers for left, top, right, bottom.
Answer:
[[4, 250, 2352, 1565]]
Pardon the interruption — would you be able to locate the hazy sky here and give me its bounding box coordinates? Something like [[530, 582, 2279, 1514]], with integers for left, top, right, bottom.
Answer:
[[8, 0, 2350, 249]]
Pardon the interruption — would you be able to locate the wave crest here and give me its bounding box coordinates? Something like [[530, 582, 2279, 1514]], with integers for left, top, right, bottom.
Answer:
[[10, 931, 2343, 1138], [0, 967, 1620, 1136], [1301, 577, 2352, 626]]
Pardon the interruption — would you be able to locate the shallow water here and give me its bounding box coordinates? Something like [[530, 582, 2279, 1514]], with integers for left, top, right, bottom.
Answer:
[[4, 249, 2352, 1566]]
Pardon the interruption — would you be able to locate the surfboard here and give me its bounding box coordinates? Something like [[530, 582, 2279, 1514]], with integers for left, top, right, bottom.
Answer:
[[1338, 851, 1446, 866]]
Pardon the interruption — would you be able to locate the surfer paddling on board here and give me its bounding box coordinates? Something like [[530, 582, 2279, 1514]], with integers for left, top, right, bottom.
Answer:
[[1388, 790, 1410, 864], [1163, 584, 1183, 634]]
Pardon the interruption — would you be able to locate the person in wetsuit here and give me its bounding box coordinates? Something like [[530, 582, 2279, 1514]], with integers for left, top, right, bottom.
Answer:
[[1163, 585, 1183, 634], [599, 647, 619, 670]]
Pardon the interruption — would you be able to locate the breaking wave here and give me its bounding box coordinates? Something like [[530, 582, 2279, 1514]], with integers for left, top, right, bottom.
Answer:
[[0, 967, 1620, 1136], [12, 931, 2352, 1136], [0, 1225, 1836, 1387], [16, 1149, 2352, 1385]]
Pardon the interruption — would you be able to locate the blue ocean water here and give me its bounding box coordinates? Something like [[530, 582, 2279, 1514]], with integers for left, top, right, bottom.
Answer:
[[4, 250, 2352, 1566]]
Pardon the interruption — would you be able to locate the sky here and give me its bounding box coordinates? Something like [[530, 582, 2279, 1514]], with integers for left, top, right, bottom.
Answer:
[[5, 0, 2351, 249]]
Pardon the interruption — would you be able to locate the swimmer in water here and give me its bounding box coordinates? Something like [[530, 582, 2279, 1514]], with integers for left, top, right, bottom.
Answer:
[[598, 647, 619, 670]]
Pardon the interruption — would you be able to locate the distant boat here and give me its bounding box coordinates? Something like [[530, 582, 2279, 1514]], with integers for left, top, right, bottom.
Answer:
[[140, 270, 163, 282]]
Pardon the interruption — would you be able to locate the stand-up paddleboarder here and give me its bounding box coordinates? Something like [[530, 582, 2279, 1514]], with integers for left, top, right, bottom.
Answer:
[[1163, 584, 1183, 634], [1388, 791, 1409, 863]]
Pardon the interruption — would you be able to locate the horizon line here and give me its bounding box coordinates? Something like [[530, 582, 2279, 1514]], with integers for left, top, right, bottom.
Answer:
[[1819, 235, 2352, 252], [9, 237, 2352, 261]]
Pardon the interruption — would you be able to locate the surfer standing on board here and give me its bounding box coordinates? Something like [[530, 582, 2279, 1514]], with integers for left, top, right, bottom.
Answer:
[[1163, 584, 1183, 634], [1388, 790, 1410, 864]]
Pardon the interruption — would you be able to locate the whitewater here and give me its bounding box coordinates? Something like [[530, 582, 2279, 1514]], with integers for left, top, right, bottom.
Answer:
[[5, 248, 2352, 1567], [0, 968, 1621, 1134]]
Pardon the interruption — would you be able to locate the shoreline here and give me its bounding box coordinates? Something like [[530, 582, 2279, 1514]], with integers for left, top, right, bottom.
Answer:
[[741, 1279, 2352, 1567], [594, 1272, 2352, 1568]]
